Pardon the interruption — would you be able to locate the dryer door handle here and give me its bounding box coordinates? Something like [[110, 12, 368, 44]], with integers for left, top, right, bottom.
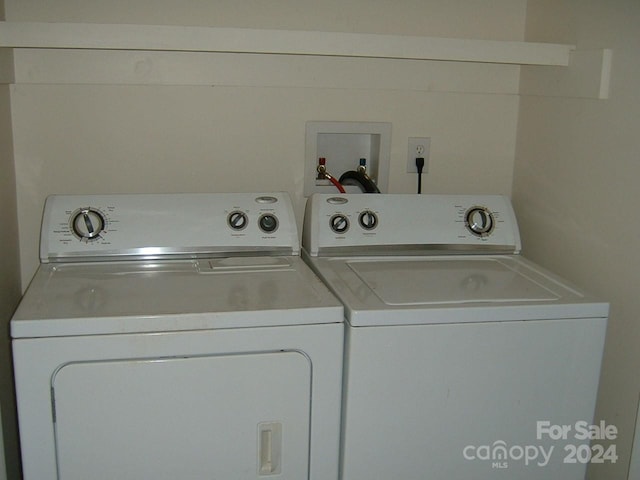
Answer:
[[258, 422, 282, 476]]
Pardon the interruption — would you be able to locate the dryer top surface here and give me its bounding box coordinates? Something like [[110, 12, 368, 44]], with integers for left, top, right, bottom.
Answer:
[[12, 256, 343, 338]]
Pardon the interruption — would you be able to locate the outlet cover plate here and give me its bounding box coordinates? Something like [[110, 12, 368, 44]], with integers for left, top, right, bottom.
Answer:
[[407, 137, 431, 173]]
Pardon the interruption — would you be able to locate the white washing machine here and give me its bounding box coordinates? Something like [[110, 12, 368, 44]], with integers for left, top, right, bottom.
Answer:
[[302, 194, 608, 480], [12, 192, 344, 480]]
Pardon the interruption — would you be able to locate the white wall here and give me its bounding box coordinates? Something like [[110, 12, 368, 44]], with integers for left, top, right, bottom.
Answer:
[[514, 1, 640, 478], [5, 0, 526, 287]]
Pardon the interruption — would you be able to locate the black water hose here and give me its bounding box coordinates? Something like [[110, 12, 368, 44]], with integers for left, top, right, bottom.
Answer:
[[339, 170, 381, 193]]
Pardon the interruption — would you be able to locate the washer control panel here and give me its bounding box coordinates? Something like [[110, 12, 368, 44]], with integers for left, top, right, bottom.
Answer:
[[302, 194, 521, 256], [41, 193, 299, 262]]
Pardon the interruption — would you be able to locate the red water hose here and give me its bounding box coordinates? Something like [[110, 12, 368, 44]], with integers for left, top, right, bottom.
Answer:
[[324, 172, 346, 193], [317, 158, 346, 193]]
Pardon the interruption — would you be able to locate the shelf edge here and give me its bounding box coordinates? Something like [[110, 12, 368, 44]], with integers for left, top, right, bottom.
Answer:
[[0, 22, 574, 66]]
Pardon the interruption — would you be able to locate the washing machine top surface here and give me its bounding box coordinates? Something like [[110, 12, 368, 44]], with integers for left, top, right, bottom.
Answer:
[[302, 194, 608, 326], [12, 193, 343, 338], [347, 256, 559, 305]]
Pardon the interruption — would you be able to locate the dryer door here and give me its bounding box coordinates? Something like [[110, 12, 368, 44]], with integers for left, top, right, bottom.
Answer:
[[52, 351, 311, 480]]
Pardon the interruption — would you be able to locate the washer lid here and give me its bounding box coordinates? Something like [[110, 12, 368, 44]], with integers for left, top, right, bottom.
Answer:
[[11, 256, 343, 338], [349, 258, 559, 305], [306, 255, 608, 326]]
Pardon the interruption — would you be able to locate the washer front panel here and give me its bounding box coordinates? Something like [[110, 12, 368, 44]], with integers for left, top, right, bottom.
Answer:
[[341, 317, 607, 480]]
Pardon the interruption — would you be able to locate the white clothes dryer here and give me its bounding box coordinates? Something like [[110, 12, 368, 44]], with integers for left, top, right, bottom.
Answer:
[[12, 193, 344, 480], [302, 193, 608, 480]]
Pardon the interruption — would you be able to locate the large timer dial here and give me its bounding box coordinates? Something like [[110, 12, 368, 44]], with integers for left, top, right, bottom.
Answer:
[[70, 207, 106, 241], [465, 206, 495, 237]]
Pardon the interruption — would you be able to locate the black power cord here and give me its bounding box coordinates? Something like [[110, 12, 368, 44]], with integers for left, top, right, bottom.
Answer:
[[415, 157, 425, 194]]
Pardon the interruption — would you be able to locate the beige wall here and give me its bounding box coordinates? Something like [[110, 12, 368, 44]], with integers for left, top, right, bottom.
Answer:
[[5, 0, 526, 287], [514, 1, 640, 478], [0, 60, 23, 480], [2, 6, 22, 480], [4, 0, 527, 39], [0, 89, 21, 480]]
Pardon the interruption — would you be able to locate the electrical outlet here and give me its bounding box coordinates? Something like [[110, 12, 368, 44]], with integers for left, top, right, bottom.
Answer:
[[406, 137, 431, 173]]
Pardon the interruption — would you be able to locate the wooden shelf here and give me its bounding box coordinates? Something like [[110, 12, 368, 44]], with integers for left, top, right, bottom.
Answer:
[[1, 22, 612, 99], [0, 21, 574, 66]]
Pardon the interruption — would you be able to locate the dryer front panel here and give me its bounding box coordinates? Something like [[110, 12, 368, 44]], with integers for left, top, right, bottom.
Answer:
[[51, 352, 311, 480]]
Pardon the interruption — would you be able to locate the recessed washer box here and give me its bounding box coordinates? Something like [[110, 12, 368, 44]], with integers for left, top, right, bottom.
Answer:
[[304, 121, 391, 196]]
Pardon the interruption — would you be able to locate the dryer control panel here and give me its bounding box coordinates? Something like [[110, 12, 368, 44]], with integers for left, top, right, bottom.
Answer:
[[302, 194, 521, 256], [41, 193, 299, 262]]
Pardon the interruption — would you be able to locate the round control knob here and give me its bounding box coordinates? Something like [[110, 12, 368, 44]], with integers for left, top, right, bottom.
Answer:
[[465, 206, 495, 237], [227, 211, 248, 231], [70, 207, 105, 241], [258, 214, 279, 233], [330, 214, 350, 234], [358, 210, 378, 230]]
